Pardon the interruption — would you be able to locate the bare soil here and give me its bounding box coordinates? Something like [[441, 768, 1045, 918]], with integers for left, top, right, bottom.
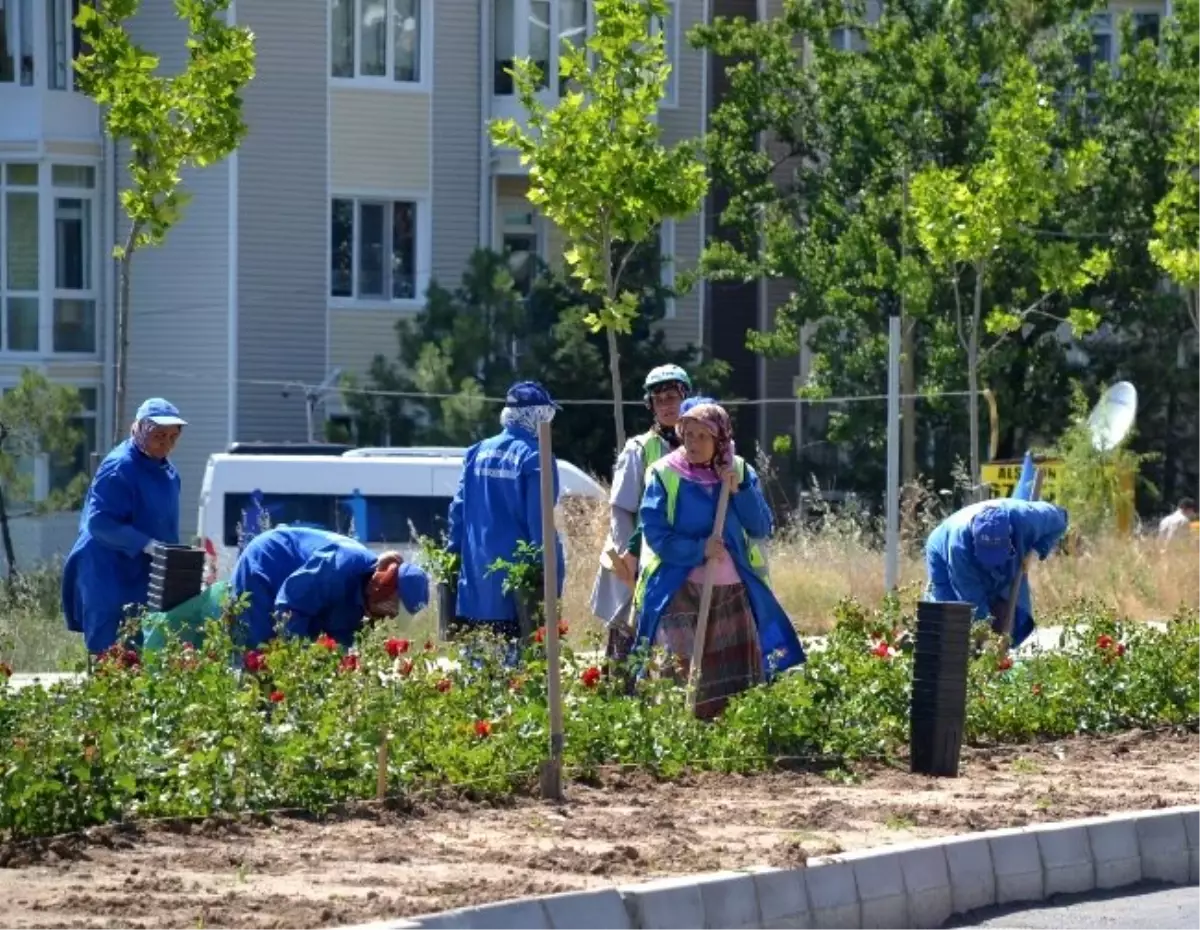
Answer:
[[1, 729, 1196, 929]]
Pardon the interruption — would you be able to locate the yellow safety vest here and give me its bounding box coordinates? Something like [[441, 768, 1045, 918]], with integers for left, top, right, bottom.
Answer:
[[633, 456, 771, 609], [633, 430, 670, 470]]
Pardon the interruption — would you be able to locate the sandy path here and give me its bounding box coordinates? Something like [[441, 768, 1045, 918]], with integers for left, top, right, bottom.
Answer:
[[0, 728, 1195, 929]]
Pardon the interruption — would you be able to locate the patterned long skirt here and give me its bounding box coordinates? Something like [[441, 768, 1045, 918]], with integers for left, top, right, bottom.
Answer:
[[653, 581, 763, 720]]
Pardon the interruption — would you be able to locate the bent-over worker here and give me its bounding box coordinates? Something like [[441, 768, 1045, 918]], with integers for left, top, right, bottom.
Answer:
[[925, 498, 1069, 648], [230, 525, 429, 648], [62, 398, 187, 655]]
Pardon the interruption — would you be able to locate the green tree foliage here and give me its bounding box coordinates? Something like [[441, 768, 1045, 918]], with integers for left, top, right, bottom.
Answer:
[[73, 0, 255, 442], [343, 250, 725, 478], [491, 0, 708, 449], [686, 0, 1142, 494], [0, 372, 85, 577]]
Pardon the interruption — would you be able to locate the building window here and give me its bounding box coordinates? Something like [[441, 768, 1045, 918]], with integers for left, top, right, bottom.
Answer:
[[51, 164, 97, 354], [48, 0, 87, 91], [1076, 13, 1114, 75], [49, 385, 98, 493], [494, 0, 593, 96], [500, 204, 540, 297], [331, 0, 425, 85], [1132, 11, 1160, 47], [330, 196, 423, 302], [0, 0, 34, 85], [1, 163, 39, 353]]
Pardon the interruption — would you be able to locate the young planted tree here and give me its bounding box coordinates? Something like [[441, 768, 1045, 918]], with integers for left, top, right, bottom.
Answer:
[[1150, 106, 1199, 333], [490, 0, 707, 450], [0, 373, 85, 579], [909, 57, 1110, 487], [73, 0, 255, 443]]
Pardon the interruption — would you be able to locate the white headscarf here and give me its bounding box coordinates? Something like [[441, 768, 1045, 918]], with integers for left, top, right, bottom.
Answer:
[[500, 404, 557, 434]]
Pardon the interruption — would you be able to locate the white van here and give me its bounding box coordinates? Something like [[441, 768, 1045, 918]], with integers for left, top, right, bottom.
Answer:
[[197, 448, 607, 579]]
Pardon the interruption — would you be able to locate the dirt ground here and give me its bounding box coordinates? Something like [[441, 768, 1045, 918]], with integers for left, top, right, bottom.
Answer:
[[1, 728, 1196, 930]]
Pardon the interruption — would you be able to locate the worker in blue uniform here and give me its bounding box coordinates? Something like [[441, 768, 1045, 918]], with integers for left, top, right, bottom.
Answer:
[[229, 525, 430, 648], [446, 381, 565, 638], [62, 398, 187, 655], [925, 498, 1070, 647]]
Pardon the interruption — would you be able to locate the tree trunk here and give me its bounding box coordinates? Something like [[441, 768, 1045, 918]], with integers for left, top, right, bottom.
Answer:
[[606, 325, 626, 452], [111, 231, 139, 446], [967, 265, 984, 492]]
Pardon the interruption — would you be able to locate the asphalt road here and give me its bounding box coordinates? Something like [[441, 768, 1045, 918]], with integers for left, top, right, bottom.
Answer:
[[946, 883, 1200, 928]]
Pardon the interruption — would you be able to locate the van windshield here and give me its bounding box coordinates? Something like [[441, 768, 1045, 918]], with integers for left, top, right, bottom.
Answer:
[[223, 493, 451, 547]]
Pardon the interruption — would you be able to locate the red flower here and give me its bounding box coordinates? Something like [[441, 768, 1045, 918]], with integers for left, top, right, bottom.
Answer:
[[558, 620, 569, 637], [243, 650, 266, 673], [316, 634, 338, 651], [436, 678, 452, 693], [1032, 683, 1043, 696], [998, 656, 1013, 671], [871, 640, 890, 658], [581, 666, 601, 688], [474, 719, 492, 739], [399, 658, 414, 677], [182, 642, 195, 652], [339, 654, 360, 673], [534, 627, 546, 644], [124, 649, 141, 668], [1096, 634, 1115, 651], [269, 690, 285, 703], [1115, 642, 1126, 657], [423, 639, 435, 652], [385, 638, 410, 658], [0, 662, 12, 679]]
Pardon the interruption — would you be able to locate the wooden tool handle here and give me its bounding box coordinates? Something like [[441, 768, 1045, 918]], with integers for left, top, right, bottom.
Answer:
[[685, 479, 733, 715]]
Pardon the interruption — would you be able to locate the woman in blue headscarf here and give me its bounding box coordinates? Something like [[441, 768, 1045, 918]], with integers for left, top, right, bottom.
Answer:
[[62, 398, 187, 655]]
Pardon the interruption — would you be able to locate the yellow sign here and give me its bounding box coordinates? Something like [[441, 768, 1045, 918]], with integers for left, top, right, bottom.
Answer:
[[981, 459, 1063, 503]]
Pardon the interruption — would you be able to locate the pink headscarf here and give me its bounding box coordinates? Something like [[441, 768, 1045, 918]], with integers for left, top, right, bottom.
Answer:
[[663, 402, 735, 485]]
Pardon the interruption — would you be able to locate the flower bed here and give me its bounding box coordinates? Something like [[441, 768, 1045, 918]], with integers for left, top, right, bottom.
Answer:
[[0, 599, 1195, 841]]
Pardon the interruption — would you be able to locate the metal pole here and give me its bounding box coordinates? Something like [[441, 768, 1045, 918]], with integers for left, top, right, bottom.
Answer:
[[885, 315, 901, 590]]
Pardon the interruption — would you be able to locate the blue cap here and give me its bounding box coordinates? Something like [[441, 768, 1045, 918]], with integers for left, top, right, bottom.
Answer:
[[135, 397, 187, 427], [972, 506, 1013, 569], [398, 562, 430, 614], [504, 381, 560, 410], [681, 395, 718, 415]]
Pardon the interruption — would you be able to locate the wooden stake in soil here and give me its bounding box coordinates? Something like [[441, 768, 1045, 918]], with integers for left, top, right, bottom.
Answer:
[[685, 480, 732, 717], [998, 468, 1046, 647], [536, 420, 564, 801]]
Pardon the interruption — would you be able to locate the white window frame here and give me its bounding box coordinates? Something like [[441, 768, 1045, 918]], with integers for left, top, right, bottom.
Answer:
[[0, 0, 36, 85], [659, 218, 676, 319], [49, 162, 99, 356], [329, 190, 431, 310], [328, 0, 433, 92], [493, 0, 595, 99], [0, 161, 42, 357], [47, 0, 85, 92], [650, 0, 678, 108]]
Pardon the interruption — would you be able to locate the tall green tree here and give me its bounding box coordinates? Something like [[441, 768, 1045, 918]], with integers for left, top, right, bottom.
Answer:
[[909, 56, 1110, 486], [691, 0, 1099, 494], [0, 373, 84, 578], [343, 250, 725, 478], [491, 0, 708, 450], [73, 0, 255, 442]]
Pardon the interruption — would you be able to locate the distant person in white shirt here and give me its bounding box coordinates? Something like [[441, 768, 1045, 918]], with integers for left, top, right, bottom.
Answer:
[[1158, 497, 1197, 543]]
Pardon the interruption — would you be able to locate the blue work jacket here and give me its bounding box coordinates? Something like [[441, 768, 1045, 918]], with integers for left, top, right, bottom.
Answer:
[[925, 499, 1069, 647], [61, 439, 181, 653], [230, 526, 379, 648], [447, 426, 565, 625], [634, 463, 805, 677]]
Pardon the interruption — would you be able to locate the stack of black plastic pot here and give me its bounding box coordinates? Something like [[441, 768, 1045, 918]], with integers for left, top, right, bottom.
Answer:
[[147, 543, 207, 613], [910, 600, 974, 777]]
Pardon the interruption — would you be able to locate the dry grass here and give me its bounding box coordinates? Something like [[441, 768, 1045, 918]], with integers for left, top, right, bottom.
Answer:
[[557, 497, 1199, 637]]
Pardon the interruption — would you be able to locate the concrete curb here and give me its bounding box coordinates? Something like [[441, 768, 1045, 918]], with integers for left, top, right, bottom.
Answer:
[[343, 806, 1199, 930]]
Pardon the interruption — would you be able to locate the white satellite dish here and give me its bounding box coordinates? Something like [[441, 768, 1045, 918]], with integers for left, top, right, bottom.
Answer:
[[1088, 381, 1138, 452]]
